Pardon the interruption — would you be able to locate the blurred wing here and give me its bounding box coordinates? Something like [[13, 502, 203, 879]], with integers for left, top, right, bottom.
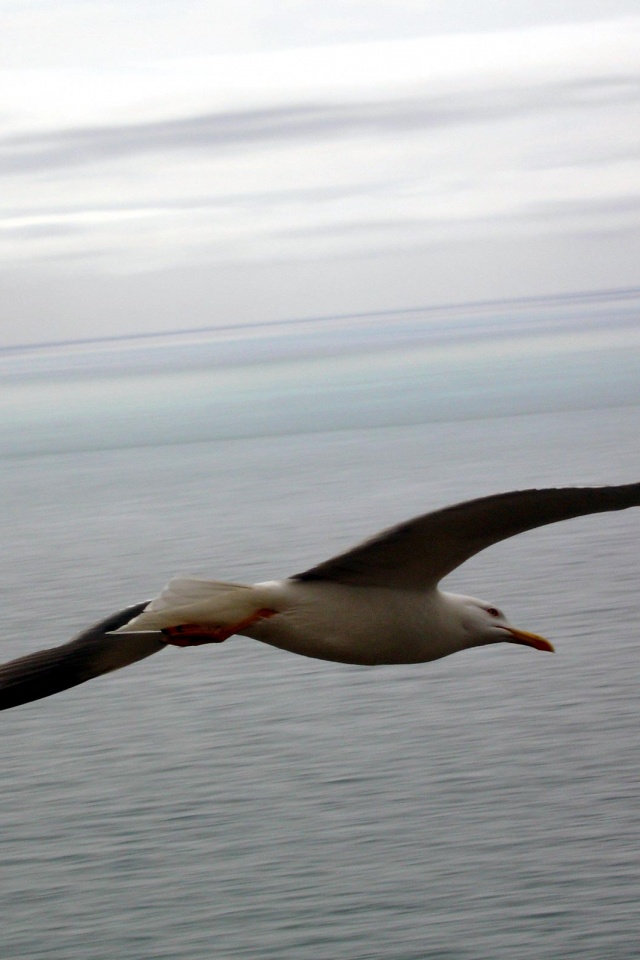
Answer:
[[292, 483, 640, 590], [0, 601, 164, 711]]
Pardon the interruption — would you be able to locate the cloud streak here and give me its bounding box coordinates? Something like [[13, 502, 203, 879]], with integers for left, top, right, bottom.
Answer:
[[1, 13, 639, 342], [2, 74, 639, 176]]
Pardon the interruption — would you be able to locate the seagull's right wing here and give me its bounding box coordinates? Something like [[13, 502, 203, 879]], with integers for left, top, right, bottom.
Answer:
[[0, 602, 165, 711], [292, 483, 640, 590]]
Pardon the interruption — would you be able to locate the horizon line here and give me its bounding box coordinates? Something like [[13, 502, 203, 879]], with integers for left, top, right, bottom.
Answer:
[[3, 283, 639, 356]]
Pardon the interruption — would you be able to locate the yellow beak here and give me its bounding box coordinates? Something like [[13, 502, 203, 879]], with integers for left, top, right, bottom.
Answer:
[[505, 626, 554, 653]]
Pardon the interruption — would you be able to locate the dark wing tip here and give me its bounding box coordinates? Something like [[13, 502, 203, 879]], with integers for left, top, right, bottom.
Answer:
[[0, 601, 162, 712]]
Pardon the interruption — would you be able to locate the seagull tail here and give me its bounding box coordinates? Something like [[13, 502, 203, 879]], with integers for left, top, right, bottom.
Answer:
[[0, 602, 165, 711], [113, 578, 257, 632]]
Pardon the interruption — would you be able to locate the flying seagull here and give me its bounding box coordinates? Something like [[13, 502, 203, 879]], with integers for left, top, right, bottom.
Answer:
[[2, 483, 639, 711]]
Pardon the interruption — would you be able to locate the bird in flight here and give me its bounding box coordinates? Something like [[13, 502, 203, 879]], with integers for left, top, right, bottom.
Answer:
[[1, 483, 638, 711]]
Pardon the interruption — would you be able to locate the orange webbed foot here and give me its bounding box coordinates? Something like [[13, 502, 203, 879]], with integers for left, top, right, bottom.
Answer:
[[161, 624, 231, 646], [161, 608, 277, 648]]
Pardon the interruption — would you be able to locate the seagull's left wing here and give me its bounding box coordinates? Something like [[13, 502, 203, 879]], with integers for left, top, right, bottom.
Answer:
[[0, 602, 164, 711], [292, 483, 640, 590]]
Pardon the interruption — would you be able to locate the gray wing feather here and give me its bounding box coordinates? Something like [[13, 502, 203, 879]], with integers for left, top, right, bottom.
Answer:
[[0, 601, 164, 711], [292, 483, 640, 589]]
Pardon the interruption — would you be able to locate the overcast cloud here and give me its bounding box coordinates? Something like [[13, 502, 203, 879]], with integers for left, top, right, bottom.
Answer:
[[1, 3, 639, 344]]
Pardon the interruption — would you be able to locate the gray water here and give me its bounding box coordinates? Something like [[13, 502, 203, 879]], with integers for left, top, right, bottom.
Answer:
[[1, 294, 640, 959]]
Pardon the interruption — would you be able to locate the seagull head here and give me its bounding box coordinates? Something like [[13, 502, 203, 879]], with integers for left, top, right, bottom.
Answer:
[[452, 595, 554, 654]]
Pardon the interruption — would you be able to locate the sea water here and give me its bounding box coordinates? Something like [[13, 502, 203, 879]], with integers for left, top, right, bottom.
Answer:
[[1, 291, 639, 959]]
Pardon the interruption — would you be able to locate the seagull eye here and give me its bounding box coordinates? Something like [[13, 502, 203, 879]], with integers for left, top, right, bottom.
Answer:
[[486, 607, 501, 618]]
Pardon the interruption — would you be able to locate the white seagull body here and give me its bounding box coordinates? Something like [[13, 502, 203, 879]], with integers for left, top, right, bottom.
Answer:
[[2, 483, 639, 710], [116, 578, 549, 666]]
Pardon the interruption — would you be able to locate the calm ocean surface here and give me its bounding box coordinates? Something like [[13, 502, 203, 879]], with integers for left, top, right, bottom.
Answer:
[[1, 291, 640, 959]]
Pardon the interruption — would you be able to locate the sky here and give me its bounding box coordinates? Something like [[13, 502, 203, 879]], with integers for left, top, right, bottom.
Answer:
[[1, 1, 639, 346]]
